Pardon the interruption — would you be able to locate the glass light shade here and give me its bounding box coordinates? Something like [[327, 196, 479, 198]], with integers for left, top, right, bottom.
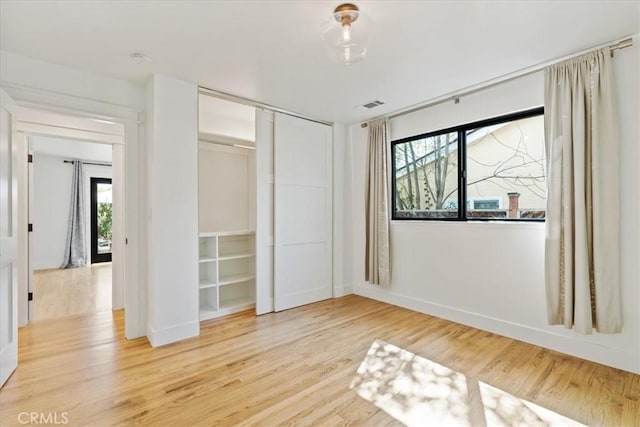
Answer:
[[321, 14, 369, 65]]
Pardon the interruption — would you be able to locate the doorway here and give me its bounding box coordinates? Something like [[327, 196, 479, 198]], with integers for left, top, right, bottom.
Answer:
[[1, 87, 143, 389], [29, 138, 114, 321], [11, 105, 131, 330], [91, 177, 113, 264]]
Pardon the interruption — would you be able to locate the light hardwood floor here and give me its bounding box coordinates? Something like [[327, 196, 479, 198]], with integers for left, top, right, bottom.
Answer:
[[1, 295, 638, 426], [33, 263, 112, 321]]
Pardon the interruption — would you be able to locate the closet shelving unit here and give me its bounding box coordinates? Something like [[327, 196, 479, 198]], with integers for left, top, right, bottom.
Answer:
[[198, 230, 256, 320]]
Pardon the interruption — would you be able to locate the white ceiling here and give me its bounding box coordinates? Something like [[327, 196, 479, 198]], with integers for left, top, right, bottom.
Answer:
[[1, 1, 638, 124]]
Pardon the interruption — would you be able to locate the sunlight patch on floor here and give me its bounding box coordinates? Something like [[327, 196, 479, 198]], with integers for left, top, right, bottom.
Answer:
[[350, 340, 586, 427]]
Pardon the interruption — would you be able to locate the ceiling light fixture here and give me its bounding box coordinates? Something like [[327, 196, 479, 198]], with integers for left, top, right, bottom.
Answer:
[[322, 3, 368, 65]]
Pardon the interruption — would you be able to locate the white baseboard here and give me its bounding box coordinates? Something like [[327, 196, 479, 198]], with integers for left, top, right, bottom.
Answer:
[[354, 283, 639, 374], [334, 283, 354, 298], [146, 320, 199, 347]]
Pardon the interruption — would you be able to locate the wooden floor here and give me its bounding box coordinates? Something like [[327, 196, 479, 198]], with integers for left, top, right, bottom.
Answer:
[[33, 263, 112, 321], [1, 295, 638, 426]]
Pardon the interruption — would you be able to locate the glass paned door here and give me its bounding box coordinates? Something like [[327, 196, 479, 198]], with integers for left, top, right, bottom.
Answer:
[[91, 178, 112, 263]]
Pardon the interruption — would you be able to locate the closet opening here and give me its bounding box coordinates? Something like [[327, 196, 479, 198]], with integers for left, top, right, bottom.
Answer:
[[197, 89, 334, 320], [197, 94, 258, 320]]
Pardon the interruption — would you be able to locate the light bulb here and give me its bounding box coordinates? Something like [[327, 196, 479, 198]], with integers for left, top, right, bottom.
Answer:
[[342, 47, 351, 63], [342, 23, 351, 43]]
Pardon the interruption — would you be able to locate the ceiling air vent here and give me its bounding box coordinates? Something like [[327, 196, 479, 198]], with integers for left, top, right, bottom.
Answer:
[[361, 100, 385, 109]]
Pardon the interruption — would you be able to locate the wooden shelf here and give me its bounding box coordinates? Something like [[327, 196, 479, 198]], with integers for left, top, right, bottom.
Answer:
[[198, 231, 255, 321], [219, 296, 255, 311], [199, 280, 217, 289], [199, 305, 218, 321], [199, 230, 255, 238], [200, 298, 254, 320], [218, 252, 254, 261], [218, 274, 255, 286]]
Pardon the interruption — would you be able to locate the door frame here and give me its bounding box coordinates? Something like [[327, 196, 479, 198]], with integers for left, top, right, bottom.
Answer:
[[90, 177, 113, 264], [17, 111, 124, 320], [3, 83, 145, 339]]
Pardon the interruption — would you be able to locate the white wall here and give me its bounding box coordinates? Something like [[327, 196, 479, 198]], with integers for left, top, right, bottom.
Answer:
[[32, 136, 113, 162], [345, 44, 640, 374], [32, 148, 112, 270], [198, 142, 254, 232], [146, 73, 199, 347], [32, 153, 71, 270]]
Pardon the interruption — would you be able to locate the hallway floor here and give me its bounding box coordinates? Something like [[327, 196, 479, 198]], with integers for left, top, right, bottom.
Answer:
[[33, 263, 112, 321]]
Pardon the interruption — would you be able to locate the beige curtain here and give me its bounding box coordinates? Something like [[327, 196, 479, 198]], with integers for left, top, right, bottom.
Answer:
[[365, 118, 391, 286], [544, 47, 621, 334]]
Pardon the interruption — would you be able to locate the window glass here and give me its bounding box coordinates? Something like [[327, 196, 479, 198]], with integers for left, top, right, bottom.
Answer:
[[465, 115, 546, 219], [394, 131, 459, 219], [391, 108, 545, 221]]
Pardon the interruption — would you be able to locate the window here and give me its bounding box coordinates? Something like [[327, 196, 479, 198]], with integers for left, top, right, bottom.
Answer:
[[91, 177, 113, 263], [392, 107, 545, 221]]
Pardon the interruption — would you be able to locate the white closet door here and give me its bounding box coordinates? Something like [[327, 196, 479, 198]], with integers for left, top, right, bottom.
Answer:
[[274, 113, 332, 311], [255, 109, 275, 315]]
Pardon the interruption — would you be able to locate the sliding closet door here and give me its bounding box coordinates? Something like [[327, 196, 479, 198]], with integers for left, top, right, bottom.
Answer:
[[273, 113, 332, 311], [255, 109, 275, 315]]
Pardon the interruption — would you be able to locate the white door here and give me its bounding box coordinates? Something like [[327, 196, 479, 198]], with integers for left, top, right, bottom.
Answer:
[[255, 109, 275, 315], [273, 113, 332, 311], [0, 89, 19, 387]]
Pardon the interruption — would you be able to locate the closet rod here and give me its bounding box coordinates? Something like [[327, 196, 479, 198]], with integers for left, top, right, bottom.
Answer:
[[198, 86, 333, 127], [361, 35, 636, 128], [200, 139, 255, 150], [63, 160, 111, 167]]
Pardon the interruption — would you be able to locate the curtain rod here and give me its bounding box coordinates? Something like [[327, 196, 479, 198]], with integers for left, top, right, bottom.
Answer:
[[361, 35, 635, 128], [63, 160, 111, 167]]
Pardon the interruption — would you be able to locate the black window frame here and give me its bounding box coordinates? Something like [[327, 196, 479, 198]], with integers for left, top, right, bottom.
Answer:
[[391, 107, 545, 222], [91, 177, 113, 263]]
